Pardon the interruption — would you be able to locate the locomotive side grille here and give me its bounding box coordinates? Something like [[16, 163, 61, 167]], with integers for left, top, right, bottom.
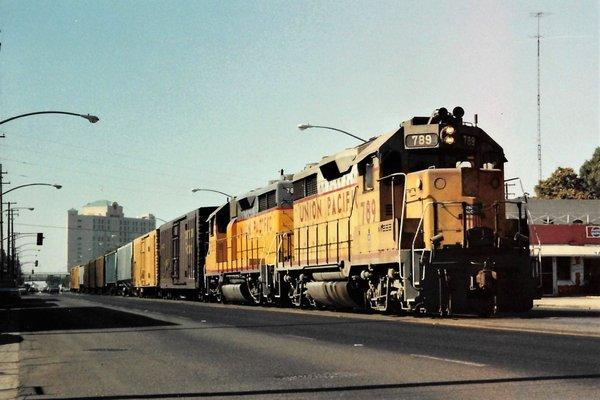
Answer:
[[380, 222, 392, 232], [306, 175, 318, 196], [266, 190, 277, 209], [258, 194, 268, 211], [293, 180, 305, 201]]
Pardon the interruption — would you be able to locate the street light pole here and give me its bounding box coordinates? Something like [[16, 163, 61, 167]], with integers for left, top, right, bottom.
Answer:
[[297, 124, 367, 143], [0, 110, 97, 288]]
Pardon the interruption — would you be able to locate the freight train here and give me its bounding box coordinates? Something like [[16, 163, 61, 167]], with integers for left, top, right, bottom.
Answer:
[[70, 107, 540, 316]]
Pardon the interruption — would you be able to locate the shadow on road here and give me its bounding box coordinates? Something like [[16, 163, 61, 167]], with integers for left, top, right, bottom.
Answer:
[[0, 333, 23, 345], [2, 306, 177, 333], [31, 373, 600, 400], [500, 309, 600, 319], [1, 297, 59, 309]]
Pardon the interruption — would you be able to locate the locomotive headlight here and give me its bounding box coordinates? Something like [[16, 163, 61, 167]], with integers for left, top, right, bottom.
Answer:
[[441, 126, 456, 145]]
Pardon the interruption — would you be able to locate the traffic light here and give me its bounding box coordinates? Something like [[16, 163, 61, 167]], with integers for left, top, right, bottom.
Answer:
[[34, 260, 38, 267], [37, 233, 44, 245]]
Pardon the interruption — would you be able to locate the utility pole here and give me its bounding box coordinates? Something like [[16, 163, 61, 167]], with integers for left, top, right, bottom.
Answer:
[[6, 202, 13, 284], [532, 12, 547, 183], [0, 164, 5, 283], [10, 207, 16, 283]]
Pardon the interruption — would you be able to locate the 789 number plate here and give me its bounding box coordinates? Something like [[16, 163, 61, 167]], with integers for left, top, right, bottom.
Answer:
[[404, 133, 439, 149]]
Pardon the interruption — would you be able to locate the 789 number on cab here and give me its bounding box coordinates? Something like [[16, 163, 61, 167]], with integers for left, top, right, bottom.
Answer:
[[404, 133, 439, 149]]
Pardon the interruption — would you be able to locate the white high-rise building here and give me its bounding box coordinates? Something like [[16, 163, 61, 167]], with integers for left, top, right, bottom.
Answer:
[[67, 200, 155, 268]]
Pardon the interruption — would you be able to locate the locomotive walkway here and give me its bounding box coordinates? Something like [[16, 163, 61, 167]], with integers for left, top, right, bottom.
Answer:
[[2, 293, 599, 399]]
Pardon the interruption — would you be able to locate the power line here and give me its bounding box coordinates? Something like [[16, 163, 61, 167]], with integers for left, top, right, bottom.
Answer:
[[14, 221, 154, 233]]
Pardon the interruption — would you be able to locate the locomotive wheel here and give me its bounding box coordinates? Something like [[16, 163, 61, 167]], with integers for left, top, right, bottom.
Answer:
[[477, 296, 497, 318]]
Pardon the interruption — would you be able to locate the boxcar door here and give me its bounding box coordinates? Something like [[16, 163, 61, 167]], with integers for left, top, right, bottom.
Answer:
[[172, 223, 180, 283]]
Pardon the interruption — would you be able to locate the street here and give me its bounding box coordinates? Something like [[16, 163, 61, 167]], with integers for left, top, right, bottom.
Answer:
[[1, 293, 599, 399]]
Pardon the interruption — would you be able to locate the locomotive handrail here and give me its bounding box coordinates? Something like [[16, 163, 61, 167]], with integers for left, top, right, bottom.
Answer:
[[378, 172, 407, 279], [287, 215, 352, 267], [411, 200, 466, 288]]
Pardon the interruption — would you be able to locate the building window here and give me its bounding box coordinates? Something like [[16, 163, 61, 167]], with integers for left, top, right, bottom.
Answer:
[[556, 257, 571, 281]]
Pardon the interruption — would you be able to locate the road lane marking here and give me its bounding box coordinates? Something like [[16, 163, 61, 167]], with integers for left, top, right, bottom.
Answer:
[[285, 334, 314, 341], [410, 354, 487, 367]]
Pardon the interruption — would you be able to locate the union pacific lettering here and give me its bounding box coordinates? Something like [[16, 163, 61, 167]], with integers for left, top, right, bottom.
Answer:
[[295, 185, 358, 224], [238, 214, 274, 236]]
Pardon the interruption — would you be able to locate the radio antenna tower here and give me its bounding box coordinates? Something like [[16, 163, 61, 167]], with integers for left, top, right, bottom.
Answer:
[[531, 12, 547, 182]]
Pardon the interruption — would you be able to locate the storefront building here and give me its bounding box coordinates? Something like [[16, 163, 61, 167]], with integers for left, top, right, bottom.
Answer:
[[509, 199, 600, 296], [531, 224, 600, 296]]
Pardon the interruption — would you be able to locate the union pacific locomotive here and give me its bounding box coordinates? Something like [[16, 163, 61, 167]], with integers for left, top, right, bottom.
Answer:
[[71, 107, 540, 316]]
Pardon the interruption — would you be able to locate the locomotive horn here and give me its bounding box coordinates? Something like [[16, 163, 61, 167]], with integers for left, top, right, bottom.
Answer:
[[452, 106, 465, 118], [428, 107, 449, 124]]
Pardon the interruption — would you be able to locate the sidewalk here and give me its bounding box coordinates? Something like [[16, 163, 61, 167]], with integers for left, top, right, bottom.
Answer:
[[535, 296, 600, 311], [0, 335, 20, 400]]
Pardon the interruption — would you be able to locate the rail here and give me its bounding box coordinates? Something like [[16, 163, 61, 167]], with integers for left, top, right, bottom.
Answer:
[[277, 216, 353, 268], [410, 200, 473, 288], [276, 187, 358, 269]]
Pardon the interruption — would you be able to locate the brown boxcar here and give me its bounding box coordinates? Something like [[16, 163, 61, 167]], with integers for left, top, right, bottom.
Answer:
[[132, 229, 159, 296], [158, 207, 215, 299], [94, 255, 105, 294], [70, 265, 81, 292]]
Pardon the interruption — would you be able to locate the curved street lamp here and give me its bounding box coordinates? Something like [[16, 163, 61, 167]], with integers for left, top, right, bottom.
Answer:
[[0, 111, 99, 126], [0, 110, 96, 286], [2, 183, 61, 196], [14, 242, 38, 250], [191, 188, 233, 200], [297, 123, 367, 143], [16, 249, 40, 258], [3, 207, 34, 213]]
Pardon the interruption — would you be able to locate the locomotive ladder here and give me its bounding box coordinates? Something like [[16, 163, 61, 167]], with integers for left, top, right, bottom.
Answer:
[[376, 172, 408, 311], [407, 201, 468, 308]]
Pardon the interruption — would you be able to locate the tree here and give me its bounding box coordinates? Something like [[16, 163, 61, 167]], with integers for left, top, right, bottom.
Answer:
[[579, 147, 600, 199], [534, 167, 589, 199]]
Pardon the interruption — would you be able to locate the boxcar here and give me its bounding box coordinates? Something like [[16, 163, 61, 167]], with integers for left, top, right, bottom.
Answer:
[[105, 250, 118, 294], [94, 255, 105, 294], [117, 242, 133, 295], [85, 259, 96, 293], [78, 265, 84, 291], [70, 265, 80, 292], [158, 207, 215, 299], [133, 229, 159, 296]]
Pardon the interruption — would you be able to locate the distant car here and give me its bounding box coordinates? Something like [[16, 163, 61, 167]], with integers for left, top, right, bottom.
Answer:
[[18, 286, 29, 296], [28, 285, 39, 293], [47, 285, 60, 294]]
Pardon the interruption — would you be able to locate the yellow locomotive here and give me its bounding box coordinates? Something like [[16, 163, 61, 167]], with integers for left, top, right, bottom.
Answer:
[[205, 107, 539, 315], [205, 179, 294, 303]]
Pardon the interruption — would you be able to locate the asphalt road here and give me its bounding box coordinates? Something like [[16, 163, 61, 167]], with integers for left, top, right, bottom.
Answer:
[[3, 293, 600, 400]]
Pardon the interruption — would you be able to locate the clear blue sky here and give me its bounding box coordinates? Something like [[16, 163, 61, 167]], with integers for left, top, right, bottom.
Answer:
[[1, 0, 598, 274]]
